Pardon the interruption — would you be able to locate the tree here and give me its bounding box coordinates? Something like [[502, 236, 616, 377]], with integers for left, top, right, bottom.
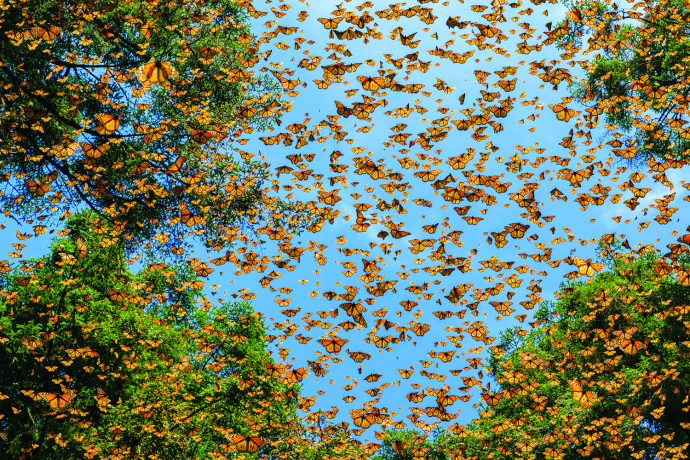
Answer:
[[0, 211, 311, 459], [453, 241, 690, 459], [0, 0, 313, 250], [555, 0, 690, 161]]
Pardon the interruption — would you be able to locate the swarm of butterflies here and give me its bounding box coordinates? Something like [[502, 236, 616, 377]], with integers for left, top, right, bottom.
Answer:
[[2, 0, 690, 457]]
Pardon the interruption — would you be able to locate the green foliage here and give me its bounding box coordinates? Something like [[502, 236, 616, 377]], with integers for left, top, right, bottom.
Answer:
[[454, 250, 690, 459], [557, 0, 690, 161], [0, 211, 303, 459], [0, 0, 313, 250]]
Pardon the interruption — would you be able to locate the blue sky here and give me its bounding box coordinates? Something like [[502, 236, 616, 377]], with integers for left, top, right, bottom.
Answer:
[[217, 0, 689, 439], [2, 0, 689, 445]]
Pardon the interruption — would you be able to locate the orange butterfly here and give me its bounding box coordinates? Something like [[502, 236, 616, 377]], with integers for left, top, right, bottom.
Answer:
[[286, 367, 307, 382], [571, 257, 605, 277], [107, 290, 128, 302], [96, 114, 120, 135], [165, 156, 186, 174], [371, 335, 391, 348], [321, 337, 346, 354], [33, 27, 61, 41], [136, 58, 178, 85], [190, 130, 213, 144], [620, 339, 647, 354], [93, 388, 111, 411], [26, 180, 49, 196], [352, 412, 376, 428], [550, 103, 577, 121], [358, 76, 386, 92], [180, 209, 203, 227], [317, 17, 342, 29], [80, 143, 108, 159], [348, 351, 371, 363], [398, 368, 414, 379], [197, 47, 220, 64], [39, 392, 73, 410], [481, 391, 502, 406], [571, 381, 594, 405], [232, 435, 264, 453], [392, 440, 408, 454]]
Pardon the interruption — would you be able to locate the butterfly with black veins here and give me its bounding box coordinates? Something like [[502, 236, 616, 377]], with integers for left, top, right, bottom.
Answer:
[[136, 58, 178, 85]]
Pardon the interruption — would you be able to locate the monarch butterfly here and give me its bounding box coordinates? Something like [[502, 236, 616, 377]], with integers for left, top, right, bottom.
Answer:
[[321, 338, 346, 354], [414, 169, 441, 182], [352, 221, 370, 232], [364, 373, 382, 383], [493, 105, 511, 118], [463, 216, 483, 225], [402, 83, 424, 94], [352, 412, 376, 428], [361, 259, 379, 272], [551, 103, 576, 121], [136, 58, 178, 85], [194, 265, 214, 277], [309, 361, 327, 377], [51, 141, 78, 160], [677, 233, 690, 246], [573, 258, 605, 277], [620, 339, 646, 354], [232, 435, 264, 453], [39, 392, 73, 410], [107, 290, 128, 302], [436, 351, 455, 362], [26, 180, 49, 196], [334, 100, 353, 117], [96, 114, 120, 135], [313, 79, 331, 89], [180, 209, 203, 227], [399, 32, 419, 47], [190, 130, 213, 144], [472, 114, 490, 125], [358, 76, 386, 92], [645, 86, 666, 99], [165, 156, 186, 174], [317, 17, 342, 28], [482, 391, 502, 406], [318, 190, 341, 205], [348, 351, 371, 362], [65, 347, 90, 359], [452, 118, 472, 131], [197, 47, 220, 64], [498, 78, 517, 91], [398, 368, 414, 378], [33, 27, 60, 41], [94, 388, 111, 409], [506, 223, 529, 238], [389, 223, 410, 239], [391, 439, 408, 454], [431, 310, 453, 320], [372, 335, 391, 348], [322, 63, 348, 76], [354, 106, 375, 120], [286, 367, 307, 382], [571, 381, 594, 405], [80, 143, 108, 159], [239, 106, 258, 118]]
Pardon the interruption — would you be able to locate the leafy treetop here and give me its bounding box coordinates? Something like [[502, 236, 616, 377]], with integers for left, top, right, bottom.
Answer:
[[454, 243, 690, 459], [0, 211, 346, 459], [0, 0, 312, 251]]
